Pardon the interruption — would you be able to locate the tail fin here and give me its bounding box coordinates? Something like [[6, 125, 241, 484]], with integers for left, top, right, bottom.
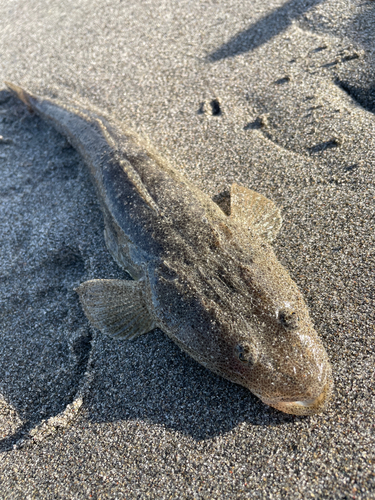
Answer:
[[4, 81, 34, 110]]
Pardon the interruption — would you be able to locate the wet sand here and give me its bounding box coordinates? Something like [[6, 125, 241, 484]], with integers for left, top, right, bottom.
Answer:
[[0, 0, 374, 497]]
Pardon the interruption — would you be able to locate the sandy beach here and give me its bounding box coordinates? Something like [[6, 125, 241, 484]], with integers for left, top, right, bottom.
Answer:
[[0, 0, 374, 497]]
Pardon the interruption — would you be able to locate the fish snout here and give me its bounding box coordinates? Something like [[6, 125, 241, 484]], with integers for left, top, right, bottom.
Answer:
[[265, 375, 333, 415], [261, 362, 333, 416]]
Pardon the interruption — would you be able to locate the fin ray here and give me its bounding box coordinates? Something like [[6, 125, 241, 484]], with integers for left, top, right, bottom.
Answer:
[[230, 183, 282, 242], [76, 279, 156, 339]]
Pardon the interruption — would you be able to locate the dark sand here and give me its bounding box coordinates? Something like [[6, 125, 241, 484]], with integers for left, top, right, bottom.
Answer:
[[0, 0, 374, 497]]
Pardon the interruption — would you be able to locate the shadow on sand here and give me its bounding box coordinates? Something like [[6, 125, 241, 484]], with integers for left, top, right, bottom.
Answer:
[[207, 0, 326, 61]]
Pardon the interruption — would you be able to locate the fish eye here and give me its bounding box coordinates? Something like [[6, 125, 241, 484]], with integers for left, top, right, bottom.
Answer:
[[278, 309, 299, 331], [235, 342, 258, 365]]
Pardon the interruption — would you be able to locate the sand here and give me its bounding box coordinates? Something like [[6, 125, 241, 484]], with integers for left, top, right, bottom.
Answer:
[[0, 0, 374, 497]]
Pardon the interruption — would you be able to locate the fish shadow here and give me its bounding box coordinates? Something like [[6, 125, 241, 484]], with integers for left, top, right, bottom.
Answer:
[[0, 89, 118, 451], [84, 331, 298, 441]]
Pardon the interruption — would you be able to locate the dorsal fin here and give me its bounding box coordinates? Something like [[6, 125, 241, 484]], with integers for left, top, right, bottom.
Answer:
[[93, 117, 160, 214], [230, 183, 282, 242]]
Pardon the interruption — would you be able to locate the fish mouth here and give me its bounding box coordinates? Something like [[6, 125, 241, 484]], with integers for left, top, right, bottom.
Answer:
[[262, 378, 333, 416]]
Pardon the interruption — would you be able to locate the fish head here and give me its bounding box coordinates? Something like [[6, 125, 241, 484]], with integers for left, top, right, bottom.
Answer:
[[232, 310, 333, 416], [228, 242, 333, 416], [151, 233, 332, 416]]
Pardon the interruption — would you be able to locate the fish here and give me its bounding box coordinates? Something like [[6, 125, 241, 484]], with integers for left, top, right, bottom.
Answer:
[[6, 81, 333, 416]]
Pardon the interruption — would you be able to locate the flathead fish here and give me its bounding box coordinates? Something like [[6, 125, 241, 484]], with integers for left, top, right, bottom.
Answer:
[[6, 82, 333, 415]]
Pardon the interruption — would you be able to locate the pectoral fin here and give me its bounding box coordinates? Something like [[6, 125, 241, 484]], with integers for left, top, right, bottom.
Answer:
[[230, 183, 282, 242], [76, 279, 156, 340]]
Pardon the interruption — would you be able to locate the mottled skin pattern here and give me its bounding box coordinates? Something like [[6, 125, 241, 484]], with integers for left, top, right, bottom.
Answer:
[[7, 82, 333, 415]]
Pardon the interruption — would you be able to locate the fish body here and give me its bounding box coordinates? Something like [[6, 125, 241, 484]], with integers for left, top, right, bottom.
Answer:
[[7, 82, 333, 415]]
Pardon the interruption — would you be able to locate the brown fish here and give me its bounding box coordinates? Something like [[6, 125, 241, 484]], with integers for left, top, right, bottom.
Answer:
[[6, 81, 333, 415]]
